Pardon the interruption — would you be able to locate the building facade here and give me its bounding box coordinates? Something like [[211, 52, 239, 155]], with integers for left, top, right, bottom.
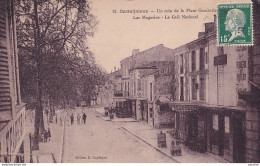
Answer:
[[238, 0, 260, 162], [97, 69, 122, 108], [170, 11, 260, 162], [116, 44, 175, 118], [96, 2, 260, 162], [149, 63, 175, 128], [0, 0, 28, 163]]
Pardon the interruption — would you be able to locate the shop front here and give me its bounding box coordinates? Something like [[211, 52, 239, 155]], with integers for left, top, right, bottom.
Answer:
[[170, 102, 199, 146], [201, 106, 246, 162]]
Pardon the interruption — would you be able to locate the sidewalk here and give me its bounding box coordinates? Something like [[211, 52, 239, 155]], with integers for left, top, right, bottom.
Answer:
[[25, 110, 66, 163], [119, 122, 228, 163], [94, 107, 228, 163]]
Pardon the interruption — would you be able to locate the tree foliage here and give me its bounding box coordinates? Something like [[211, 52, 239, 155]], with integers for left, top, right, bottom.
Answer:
[[15, 0, 106, 147]]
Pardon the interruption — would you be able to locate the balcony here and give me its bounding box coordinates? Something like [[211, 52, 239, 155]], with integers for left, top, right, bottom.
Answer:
[[114, 91, 123, 97]]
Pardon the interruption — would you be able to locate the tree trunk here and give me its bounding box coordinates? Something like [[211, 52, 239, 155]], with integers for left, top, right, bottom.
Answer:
[[33, 0, 45, 150]]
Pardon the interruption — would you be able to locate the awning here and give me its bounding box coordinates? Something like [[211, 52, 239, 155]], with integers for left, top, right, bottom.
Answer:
[[155, 95, 171, 105], [170, 101, 199, 112]]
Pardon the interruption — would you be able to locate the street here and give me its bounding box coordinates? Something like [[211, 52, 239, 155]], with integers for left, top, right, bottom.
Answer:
[[62, 108, 176, 163]]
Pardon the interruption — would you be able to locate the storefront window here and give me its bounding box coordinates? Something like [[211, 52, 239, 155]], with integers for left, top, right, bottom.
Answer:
[[213, 114, 218, 130], [224, 116, 230, 150], [212, 114, 219, 145], [225, 116, 230, 133]]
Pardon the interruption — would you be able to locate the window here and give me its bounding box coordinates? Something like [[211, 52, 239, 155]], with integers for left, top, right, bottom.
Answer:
[[150, 83, 153, 101], [191, 51, 196, 72], [192, 78, 197, 100], [149, 108, 153, 117], [127, 82, 129, 96], [141, 80, 144, 97], [137, 79, 141, 91], [224, 116, 230, 150], [205, 52, 208, 64], [134, 82, 136, 96], [180, 77, 184, 101], [180, 54, 184, 74], [200, 78, 205, 101], [213, 114, 219, 130], [125, 82, 127, 96], [225, 116, 230, 133], [199, 48, 205, 70], [212, 114, 219, 146]]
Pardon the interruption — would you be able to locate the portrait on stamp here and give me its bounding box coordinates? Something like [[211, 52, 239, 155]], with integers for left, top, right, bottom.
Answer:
[[224, 9, 246, 42], [217, 3, 253, 46]]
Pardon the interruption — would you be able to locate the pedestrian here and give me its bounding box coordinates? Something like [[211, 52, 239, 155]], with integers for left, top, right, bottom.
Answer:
[[48, 127, 51, 141], [77, 113, 81, 125], [55, 114, 58, 124], [44, 130, 48, 142], [70, 114, 74, 125], [60, 116, 62, 126], [82, 113, 87, 124]]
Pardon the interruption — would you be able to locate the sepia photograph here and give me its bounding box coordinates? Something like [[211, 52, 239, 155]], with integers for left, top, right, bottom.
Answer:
[[0, 0, 259, 164]]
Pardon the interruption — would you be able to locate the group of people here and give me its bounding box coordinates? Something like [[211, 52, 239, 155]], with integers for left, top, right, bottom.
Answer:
[[70, 112, 87, 125], [43, 127, 51, 142]]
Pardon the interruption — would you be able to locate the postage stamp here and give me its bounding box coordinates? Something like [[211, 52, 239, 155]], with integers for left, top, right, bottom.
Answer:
[[217, 3, 253, 46]]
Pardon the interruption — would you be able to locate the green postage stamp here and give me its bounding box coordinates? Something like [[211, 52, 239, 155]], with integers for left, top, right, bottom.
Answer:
[[217, 3, 253, 46]]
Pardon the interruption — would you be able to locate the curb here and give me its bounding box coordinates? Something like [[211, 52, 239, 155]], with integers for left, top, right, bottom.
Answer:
[[120, 126, 180, 163], [95, 110, 111, 121]]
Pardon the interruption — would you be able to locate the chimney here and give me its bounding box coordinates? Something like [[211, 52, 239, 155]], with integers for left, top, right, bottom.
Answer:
[[132, 49, 139, 56], [114, 66, 116, 72], [214, 14, 216, 30]]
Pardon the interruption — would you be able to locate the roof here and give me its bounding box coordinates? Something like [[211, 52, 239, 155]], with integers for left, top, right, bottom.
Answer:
[[121, 44, 174, 65]]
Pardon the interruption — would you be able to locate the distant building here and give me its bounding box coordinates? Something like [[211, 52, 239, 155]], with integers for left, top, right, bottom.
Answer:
[[0, 0, 27, 163], [128, 61, 174, 123], [97, 69, 122, 108], [147, 62, 175, 128], [117, 44, 175, 118]]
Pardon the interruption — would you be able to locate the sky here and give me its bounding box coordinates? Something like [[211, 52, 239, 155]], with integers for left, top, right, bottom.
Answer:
[[87, 0, 250, 72]]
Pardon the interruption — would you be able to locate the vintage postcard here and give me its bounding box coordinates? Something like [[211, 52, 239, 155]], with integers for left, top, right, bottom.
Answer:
[[0, 0, 260, 164]]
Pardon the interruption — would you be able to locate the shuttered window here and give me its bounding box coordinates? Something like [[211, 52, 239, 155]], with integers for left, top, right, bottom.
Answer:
[[0, 0, 12, 123]]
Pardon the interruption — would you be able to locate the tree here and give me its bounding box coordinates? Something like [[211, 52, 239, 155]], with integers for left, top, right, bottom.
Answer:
[[15, 0, 98, 149]]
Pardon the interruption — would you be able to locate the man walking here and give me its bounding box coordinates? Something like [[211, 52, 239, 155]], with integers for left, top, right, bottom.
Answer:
[[70, 114, 74, 125], [82, 113, 87, 124], [77, 113, 81, 125]]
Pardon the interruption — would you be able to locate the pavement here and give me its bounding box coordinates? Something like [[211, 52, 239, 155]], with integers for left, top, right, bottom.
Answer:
[[63, 107, 175, 163], [25, 109, 66, 163], [95, 107, 229, 163], [24, 106, 229, 163]]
